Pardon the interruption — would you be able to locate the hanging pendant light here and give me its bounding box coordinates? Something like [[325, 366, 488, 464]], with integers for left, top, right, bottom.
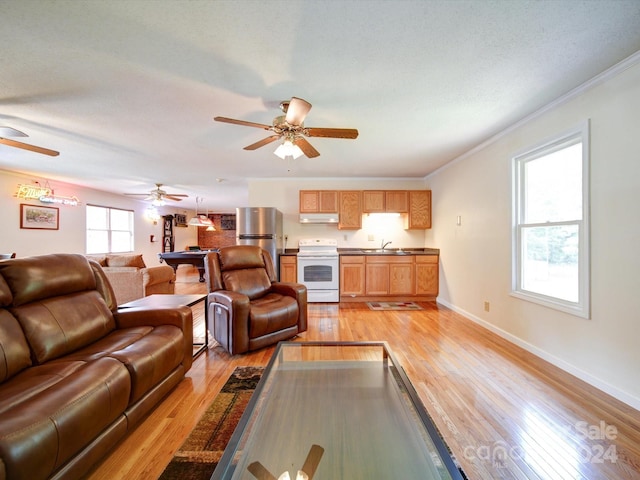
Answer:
[[188, 197, 214, 227]]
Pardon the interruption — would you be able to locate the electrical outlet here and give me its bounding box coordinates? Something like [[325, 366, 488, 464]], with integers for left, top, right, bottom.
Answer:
[[343, 234, 348, 241], [484, 301, 490, 312], [368, 234, 374, 241]]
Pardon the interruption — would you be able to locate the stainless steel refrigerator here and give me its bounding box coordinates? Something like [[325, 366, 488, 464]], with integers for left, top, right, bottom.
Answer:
[[235, 207, 283, 278]]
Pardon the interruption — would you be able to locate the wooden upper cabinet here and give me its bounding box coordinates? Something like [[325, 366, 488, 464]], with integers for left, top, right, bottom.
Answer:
[[299, 190, 338, 213], [338, 191, 362, 230], [406, 190, 432, 229], [362, 191, 385, 213], [385, 191, 408, 213], [362, 191, 409, 213], [299, 189, 430, 229]]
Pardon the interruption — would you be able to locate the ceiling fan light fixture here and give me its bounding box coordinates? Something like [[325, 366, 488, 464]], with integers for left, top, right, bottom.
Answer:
[[274, 139, 303, 160], [151, 197, 166, 207]]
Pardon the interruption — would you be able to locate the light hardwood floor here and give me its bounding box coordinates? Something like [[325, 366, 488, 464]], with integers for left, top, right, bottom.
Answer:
[[87, 266, 640, 480]]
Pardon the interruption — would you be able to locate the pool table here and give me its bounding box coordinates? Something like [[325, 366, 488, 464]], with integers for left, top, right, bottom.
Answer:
[[158, 250, 217, 282]]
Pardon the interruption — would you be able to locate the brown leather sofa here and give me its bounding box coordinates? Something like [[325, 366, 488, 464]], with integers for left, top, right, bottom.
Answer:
[[204, 245, 307, 355], [0, 254, 193, 480]]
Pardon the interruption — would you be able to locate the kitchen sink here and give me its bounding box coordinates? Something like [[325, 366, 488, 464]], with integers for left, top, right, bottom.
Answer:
[[360, 249, 411, 255]]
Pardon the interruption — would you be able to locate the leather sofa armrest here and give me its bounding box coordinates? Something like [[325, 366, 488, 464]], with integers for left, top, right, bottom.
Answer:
[[114, 306, 193, 371], [208, 290, 250, 353], [270, 282, 308, 332]]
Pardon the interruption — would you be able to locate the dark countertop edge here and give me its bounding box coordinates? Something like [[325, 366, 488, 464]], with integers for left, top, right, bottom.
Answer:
[[338, 248, 439, 255], [280, 248, 439, 256]]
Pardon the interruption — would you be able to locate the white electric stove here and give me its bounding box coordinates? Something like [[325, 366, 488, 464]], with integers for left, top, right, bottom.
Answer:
[[297, 239, 339, 303]]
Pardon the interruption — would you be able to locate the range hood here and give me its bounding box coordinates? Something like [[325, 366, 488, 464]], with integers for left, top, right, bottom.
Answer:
[[299, 213, 339, 224]]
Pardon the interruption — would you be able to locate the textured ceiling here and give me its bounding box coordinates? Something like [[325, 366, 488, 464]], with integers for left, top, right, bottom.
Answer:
[[2, 0, 640, 210]]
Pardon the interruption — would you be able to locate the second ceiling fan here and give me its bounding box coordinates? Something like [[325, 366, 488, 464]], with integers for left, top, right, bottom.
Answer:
[[214, 97, 358, 158]]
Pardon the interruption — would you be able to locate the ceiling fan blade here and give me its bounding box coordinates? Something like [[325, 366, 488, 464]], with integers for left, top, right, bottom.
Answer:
[[301, 444, 324, 480], [244, 135, 281, 150], [214, 117, 272, 130], [247, 461, 277, 480], [164, 194, 187, 201], [285, 97, 312, 126], [305, 127, 359, 139], [0, 137, 59, 156], [124, 193, 149, 197], [0, 126, 28, 137], [295, 137, 320, 158]]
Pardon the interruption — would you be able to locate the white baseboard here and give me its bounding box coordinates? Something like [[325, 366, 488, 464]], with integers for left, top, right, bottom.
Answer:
[[436, 299, 640, 412]]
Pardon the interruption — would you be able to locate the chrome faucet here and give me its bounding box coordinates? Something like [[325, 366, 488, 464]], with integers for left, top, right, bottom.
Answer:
[[381, 239, 392, 250]]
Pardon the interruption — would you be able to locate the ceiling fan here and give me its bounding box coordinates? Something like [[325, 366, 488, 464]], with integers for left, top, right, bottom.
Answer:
[[124, 183, 188, 205], [0, 126, 59, 156], [214, 97, 358, 158]]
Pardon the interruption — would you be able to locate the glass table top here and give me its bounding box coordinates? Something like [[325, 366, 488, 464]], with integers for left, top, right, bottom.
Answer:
[[211, 341, 463, 480]]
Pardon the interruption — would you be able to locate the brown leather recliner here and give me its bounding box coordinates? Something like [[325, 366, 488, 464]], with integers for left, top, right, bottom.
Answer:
[[204, 245, 307, 355]]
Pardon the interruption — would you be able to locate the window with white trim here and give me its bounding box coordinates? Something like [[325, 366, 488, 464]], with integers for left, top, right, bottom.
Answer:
[[86, 205, 134, 254], [511, 122, 590, 318]]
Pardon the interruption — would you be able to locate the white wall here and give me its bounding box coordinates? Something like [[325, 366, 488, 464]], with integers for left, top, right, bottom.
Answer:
[[247, 178, 429, 250], [425, 59, 640, 409], [0, 170, 198, 265]]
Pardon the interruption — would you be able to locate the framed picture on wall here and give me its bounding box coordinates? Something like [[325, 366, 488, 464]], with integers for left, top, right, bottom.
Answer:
[[221, 214, 236, 230], [20, 204, 59, 230], [174, 213, 188, 227]]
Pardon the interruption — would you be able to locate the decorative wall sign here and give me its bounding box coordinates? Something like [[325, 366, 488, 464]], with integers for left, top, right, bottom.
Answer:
[[20, 204, 59, 230], [221, 214, 236, 230], [15, 183, 79, 206]]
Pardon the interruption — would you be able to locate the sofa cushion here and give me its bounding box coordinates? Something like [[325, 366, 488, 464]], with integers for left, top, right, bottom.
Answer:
[[109, 325, 185, 403], [106, 254, 146, 268], [0, 310, 32, 383], [0, 357, 130, 480], [0, 360, 87, 413], [249, 293, 299, 338], [0, 254, 96, 307], [222, 268, 272, 299], [218, 245, 265, 271], [11, 291, 116, 364]]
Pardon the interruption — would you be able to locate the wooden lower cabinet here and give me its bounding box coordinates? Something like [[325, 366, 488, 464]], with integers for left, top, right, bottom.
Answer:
[[365, 256, 414, 295], [415, 255, 439, 296], [279, 255, 297, 283], [340, 256, 365, 296], [340, 254, 438, 301], [389, 262, 414, 295], [365, 262, 389, 295]]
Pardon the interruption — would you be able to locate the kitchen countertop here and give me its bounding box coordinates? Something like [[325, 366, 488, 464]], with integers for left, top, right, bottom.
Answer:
[[280, 248, 439, 256], [338, 248, 439, 256]]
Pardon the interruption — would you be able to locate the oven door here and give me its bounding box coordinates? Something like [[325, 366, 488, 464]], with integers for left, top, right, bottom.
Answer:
[[296, 255, 339, 291]]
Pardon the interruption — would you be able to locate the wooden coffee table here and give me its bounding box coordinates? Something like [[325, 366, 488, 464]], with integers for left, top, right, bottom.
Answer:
[[212, 341, 464, 479], [119, 294, 208, 357]]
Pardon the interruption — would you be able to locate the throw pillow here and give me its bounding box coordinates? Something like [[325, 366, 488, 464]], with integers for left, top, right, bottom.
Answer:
[[106, 254, 146, 268]]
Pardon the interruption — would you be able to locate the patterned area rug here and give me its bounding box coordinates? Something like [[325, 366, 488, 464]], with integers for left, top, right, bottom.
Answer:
[[367, 301, 423, 311], [159, 366, 263, 480]]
